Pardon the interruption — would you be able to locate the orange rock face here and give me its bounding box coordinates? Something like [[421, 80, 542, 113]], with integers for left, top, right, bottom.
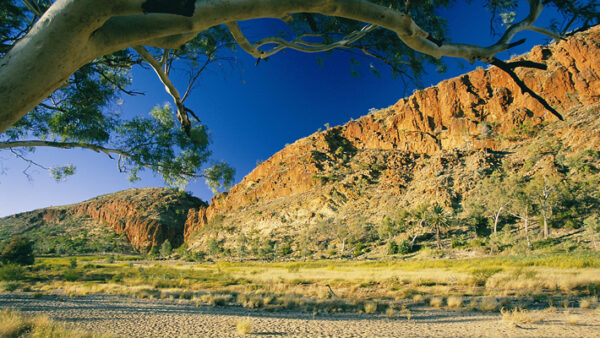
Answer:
[[68, 188, 204, 252], [183, 26, 600, 242]]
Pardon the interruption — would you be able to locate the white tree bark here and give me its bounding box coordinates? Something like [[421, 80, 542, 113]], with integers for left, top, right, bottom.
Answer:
[[1, 0, 549, 134]]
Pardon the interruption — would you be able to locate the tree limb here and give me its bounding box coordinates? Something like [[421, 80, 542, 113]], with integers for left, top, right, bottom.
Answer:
[[0, 140, 128, 158], [226, 21, 378, 59], [1, 140, 201, 179], [1, 0, 568, 134], [133, 46, 196, 135], [528, 25, 564, 41], [487, 57, 563, 121]]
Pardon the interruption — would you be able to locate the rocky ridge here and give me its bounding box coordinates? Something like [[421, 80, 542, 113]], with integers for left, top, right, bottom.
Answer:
[[1, 26, 598, 255], [0, 188, 204, 252], [182, 26, 600, 250]]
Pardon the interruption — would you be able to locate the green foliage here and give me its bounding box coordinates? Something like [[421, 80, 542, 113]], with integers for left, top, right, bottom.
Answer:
[[278, 241, 293, 257], [207, 238, 221, 256], [0, 263, 25, 281], [63, 269, 81, 282], [397, 240, 412, 255], [386, 240, 398, 255], [1, 236, 34, 265], [69, 257, 77, 269], [584, 215, 600, 234], [159, 240, 173, 258], [203, 161, 236, 194], [148, 244, 159, 258]]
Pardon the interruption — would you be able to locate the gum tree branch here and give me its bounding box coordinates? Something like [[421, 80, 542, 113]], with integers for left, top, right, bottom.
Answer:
[[133, 46, 196, 134], [1, 140, 201, 179], [1, 0, 566, 134], [487, 57, 563, 121], [226, 21, 378, 59]]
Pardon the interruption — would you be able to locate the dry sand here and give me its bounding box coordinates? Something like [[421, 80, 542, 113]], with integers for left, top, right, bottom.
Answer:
[[1, 292, 599, 337]]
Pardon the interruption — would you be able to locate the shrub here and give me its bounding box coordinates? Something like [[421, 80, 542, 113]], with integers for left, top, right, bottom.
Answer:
[[69, 257, 77, 269], [478, 297, 499, 312], [207, 238, 221, 256], [0, 264, 25, 281], [429, 297, 444, 308], [447, 296, 463, 309], [364, 302, 377, 314], [148, 244, 159, 258], [63, 269, 81, 282], [236, 319, 252, 335], [397, 240, 412, 254], [387, 241, 398, 255], [501, 307, 544, 325], [1, 236, 34, 265], [160, 240, 173, 258], [278, 241, 293, 256]]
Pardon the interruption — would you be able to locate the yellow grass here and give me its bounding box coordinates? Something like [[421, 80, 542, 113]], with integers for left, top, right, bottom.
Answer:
[[579, 296, 597, 309], [566, 313, 580, 325], [364, 302, 377, 314], [236, 319, 253, 335], [0, 309, 104, 338], [429, 297, 444, 308], [447, 296, 463, 309], [501, 307, 544, 325], [478, 297, 499, 312]]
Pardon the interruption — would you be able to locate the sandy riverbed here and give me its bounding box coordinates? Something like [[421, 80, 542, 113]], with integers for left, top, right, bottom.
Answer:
[[1, 293, 599, 337]]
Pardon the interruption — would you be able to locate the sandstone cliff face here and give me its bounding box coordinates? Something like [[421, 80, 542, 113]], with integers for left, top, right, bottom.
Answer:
[[69, 188, 205, 252], [0, 188, 205, 252], [184, 26, 600, 246]]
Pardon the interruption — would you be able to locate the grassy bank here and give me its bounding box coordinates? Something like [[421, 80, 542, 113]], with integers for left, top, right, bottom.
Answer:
[[1, 252, 599, 314]]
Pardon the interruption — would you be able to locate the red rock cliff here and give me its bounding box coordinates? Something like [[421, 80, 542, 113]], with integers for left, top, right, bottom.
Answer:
[[183, 26, 600, 241]]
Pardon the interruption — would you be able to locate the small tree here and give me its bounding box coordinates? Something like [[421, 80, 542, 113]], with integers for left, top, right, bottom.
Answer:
[[407, 203, 430, 250], [159, 240, 173, 258], [207, 238, 220, 256], [529, 175, 559, 238], [1, 236, 34, 265], [584, 215, 600, 250], [476, 172, 510, 234], [506, 174, 536, 248], [428, 204, 451, 249]]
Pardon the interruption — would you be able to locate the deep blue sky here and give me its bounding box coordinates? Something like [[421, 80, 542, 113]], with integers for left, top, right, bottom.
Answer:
[[0, 2, 570, 217]]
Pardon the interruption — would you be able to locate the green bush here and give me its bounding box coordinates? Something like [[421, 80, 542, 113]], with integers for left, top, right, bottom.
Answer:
[[278, 242, 292, 256], [159, 240, 173, 258], [0, 264, 26, 281], [397, 240, 412, 255], [387, 241, 398, 255], [1, 236, 34, 265], [148, 244, 159, 258], [63, 269, 81, 282]]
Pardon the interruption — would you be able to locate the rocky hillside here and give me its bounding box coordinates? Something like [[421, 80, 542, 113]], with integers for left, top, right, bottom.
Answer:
[[1, 26, 598, 257], [0, 188, 204, 253], [183, 26, 600, 253]]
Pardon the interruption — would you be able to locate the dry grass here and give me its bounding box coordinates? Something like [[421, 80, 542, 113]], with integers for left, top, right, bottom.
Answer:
[[0, 308, 104, 338], [429, 297, 444, 308], [236, 319, 253, 335], [565, 312, 580, 325], [364, 302, 377, 314], [501, 307, 544, 325], [412, 294, 424, 303], [447, 296, 463, 309], [478, 297, 499, 312], [579, 296, 597, 309]]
